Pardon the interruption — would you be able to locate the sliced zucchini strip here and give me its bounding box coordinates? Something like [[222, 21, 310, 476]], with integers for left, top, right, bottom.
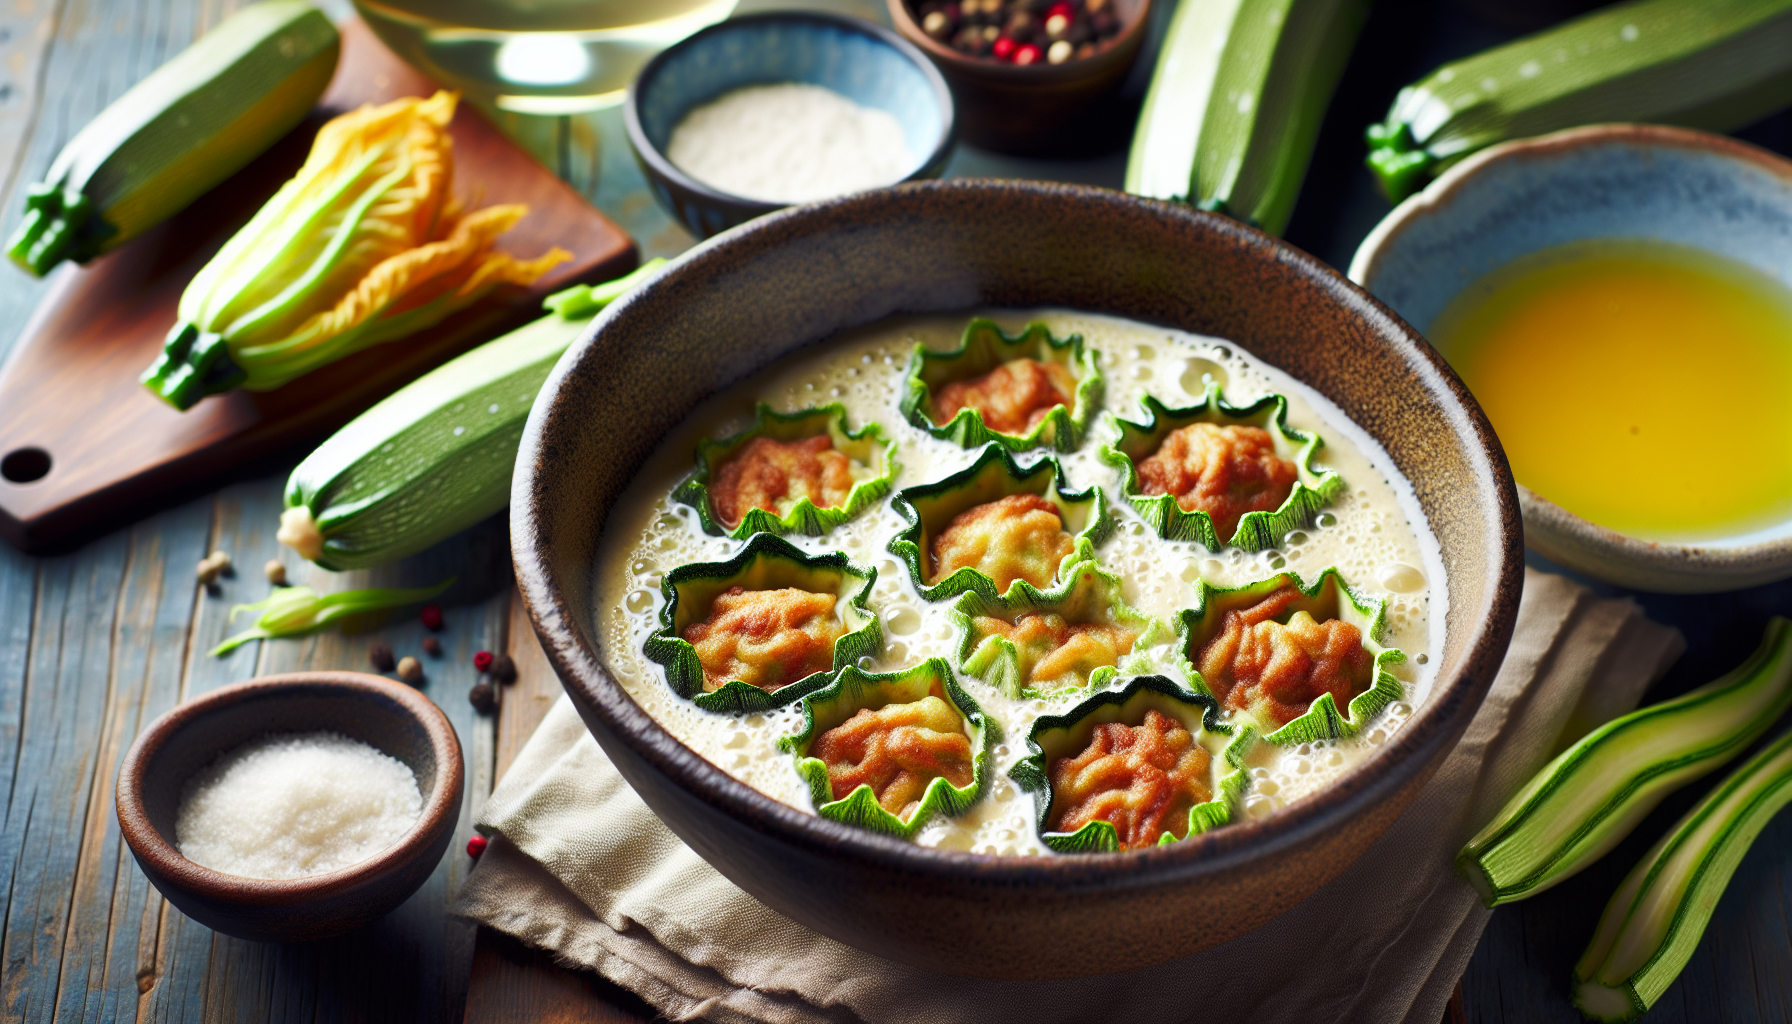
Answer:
[[1460, 617, 1792, 908], [1099, 382, 1342, 550], [900, 319, 1103, 453], [643, 534, 881, 714], [780, 658, 992, 840], [888, 444, 1112, 604], [952, 560, 1172, 699], [1573, 719, 1792, 1023], [1009, 674, 1255, 853], [1176, 567, 1403, 744], [671, 402, 898, 540]]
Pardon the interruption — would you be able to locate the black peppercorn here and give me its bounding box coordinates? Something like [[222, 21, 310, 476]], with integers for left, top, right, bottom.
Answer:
[[369, 644, 396, 672], [469, 683, 497, 714], [487, 652, 518, 684], [422, 636, 443, 657]]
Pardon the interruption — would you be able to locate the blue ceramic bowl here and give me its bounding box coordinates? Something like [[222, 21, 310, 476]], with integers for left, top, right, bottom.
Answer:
[[624, 11, 955, 240], [1351, 124, 1792, 593]]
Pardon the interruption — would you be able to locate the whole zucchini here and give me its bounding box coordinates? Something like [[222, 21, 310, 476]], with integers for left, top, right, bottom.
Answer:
[[277, 259, 664, 571], [6, 0, 339, 276], [1367, 0, 1792, 202], [1126, 0, 1371, 235]]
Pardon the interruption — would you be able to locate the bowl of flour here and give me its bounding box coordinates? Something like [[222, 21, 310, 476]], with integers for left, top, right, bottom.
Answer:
[[625, 10, 955, 239]]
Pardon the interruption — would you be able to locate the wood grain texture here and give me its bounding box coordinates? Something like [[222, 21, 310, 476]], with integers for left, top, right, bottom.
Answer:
[[0, 17, 636, 554]]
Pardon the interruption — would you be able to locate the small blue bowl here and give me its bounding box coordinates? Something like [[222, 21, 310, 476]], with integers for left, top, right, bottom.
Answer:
[[1350, 124, 1792, 593], [624, 11, 956, 240]]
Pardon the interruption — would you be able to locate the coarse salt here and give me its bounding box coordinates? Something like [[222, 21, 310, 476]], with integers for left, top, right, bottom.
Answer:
[[666, 83, 915, 204], [175, 731, 424, 880]]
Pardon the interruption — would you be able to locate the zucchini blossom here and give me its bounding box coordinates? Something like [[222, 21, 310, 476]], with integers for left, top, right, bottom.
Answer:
[[143, 90, 570, 410]]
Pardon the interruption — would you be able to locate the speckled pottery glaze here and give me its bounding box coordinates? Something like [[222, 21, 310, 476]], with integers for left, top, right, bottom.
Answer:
[[514, 181, 1523, 979], [625, 11, 955, 240], [115, 672, 464, 943], [1351, 124, 1792, 594]]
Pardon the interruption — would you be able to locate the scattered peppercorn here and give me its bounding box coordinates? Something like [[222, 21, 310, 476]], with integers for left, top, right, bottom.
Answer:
[[473, 650, 494, 672], [422, 636, 442, 657], [420, 604, 444, 631], [397, 656, 424, 685], [468, 682, 496, 714], [263, 559, 288, 586], [486, 652, 517, 684], [913, 0, 1123, 65], [196, 550, 232, 586], [369, 644, 396, 672], [467, 834, 488, 859]]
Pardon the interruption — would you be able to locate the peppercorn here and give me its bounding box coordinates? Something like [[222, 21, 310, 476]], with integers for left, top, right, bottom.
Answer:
[[422, 636, 442, 657], [420, 604, 444, 631], [991, 35, 1016, 59], [922, 9, 951, 37], [1047, 39, 1073, 63], [369, 644, 396, 672], [264, 559, 287, 586], [467, 834, 488, 859], [196, 550, 232, 586], [473, 650, 494, 672], [487, 652, 517, 684], [397, 656, 424, 685], [468, 682, 496, 714], [1013, 42, 1042, 64]]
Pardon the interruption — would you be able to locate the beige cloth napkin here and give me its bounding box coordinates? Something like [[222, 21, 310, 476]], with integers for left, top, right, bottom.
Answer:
[[455, 569, 1684, 1024]]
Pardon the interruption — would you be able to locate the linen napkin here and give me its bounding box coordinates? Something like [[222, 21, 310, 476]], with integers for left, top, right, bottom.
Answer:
[[455, 569, 1683, 1024]]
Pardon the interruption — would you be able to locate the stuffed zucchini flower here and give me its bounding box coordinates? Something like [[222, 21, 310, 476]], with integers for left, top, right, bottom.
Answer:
[[143, 90, 570, 410]]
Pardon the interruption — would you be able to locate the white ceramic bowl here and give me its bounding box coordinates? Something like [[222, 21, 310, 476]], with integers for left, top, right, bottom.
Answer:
[[1351, 124, 1792, 593]]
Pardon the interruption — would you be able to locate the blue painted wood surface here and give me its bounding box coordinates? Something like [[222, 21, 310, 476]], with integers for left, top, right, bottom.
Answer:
[[1, 0, 1790, 1021]]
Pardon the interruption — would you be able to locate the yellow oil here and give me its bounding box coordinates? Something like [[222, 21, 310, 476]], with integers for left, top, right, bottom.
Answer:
[[1432, 238, 1792, 544]]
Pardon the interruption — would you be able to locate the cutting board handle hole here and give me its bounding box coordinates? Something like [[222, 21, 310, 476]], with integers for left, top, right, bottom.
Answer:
[[1, 448, 51, 484]]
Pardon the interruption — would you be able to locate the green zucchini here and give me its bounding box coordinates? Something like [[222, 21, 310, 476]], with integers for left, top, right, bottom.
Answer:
[[1574, 720, 1792, 1021], [278, 259, 664, 571], [6, 0, 338, 276], [1367, 0, 1792, 203], [1126, 0, 1371, 235], [1458, 617, 1792, 907]]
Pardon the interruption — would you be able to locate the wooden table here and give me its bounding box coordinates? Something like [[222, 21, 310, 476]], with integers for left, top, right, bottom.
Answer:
[[2, 0, 1791, 1021]]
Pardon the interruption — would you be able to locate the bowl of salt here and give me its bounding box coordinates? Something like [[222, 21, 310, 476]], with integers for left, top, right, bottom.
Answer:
[[625, 10, 956, 239], [115, 672, 463, 943]]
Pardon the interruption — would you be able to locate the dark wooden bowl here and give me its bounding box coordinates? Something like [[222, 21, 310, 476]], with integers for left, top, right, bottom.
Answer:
[[886, 0, 1150, 156], [513, 180, 1523, 979], [115, 672, 463, 943]]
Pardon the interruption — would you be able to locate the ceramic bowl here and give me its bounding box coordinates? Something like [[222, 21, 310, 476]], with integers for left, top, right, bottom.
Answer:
[[513, 180, 1523, 979], [1351, 124, 1792, 594], [886, 0, 1150, 156], [624, 11, 955, 240], [115, 672, 463, 943]]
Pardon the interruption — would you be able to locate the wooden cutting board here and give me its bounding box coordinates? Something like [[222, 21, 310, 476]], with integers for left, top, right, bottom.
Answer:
[[0, 18, 636, 555]]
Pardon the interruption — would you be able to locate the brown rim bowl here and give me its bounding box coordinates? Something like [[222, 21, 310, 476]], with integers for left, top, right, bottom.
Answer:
[[887, 0, 1151, 156], [513, 180, 1523, 979], [116, 672, 464, 943]]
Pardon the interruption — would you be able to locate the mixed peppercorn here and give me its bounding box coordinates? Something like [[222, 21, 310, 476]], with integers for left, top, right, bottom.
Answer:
[[914, 0, 1123, 65]]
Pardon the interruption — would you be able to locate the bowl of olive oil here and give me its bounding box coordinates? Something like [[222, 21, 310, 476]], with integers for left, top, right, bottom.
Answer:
[[1352, 124, 1792, 593]]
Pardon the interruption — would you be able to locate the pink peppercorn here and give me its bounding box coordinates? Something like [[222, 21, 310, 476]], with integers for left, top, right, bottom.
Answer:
[[991, 35, 1016, 59], [473, 650, 493, 672], [1046, 1, 1074, 19], [420, 604, 444, 631], [467, 835, 488, 859], [1013, 42, 1042, 64]]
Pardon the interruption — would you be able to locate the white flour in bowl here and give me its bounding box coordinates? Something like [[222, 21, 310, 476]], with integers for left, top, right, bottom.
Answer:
[[666, 83, 914, 203]]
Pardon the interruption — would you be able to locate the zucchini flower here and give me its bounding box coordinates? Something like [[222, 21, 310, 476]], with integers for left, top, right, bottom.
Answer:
[[143, 90, 570, 410]]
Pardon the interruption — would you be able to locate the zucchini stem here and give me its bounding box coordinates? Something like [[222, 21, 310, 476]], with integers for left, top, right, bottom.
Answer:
[[1573, 720, 1792, 1022], [1458, 617, 1792, 906], [140, 321, 248, 410], [4, 184, 107, 276]]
